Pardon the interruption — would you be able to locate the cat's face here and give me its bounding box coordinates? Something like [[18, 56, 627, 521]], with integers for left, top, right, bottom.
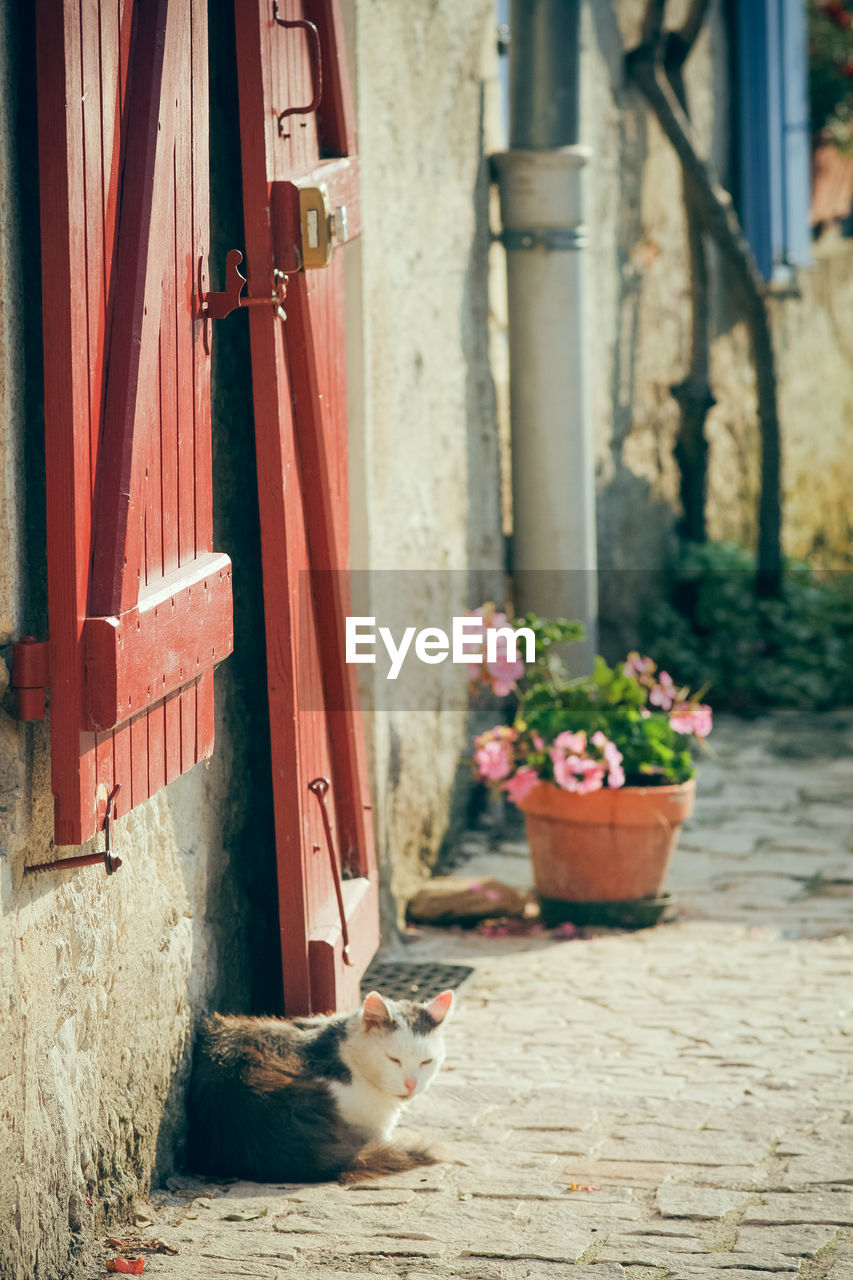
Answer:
[[350, 990, 454, 1100]]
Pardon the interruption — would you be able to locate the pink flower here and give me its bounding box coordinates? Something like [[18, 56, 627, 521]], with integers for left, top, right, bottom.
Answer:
[[669, 701, 713, 739], [532, 733, 545, 752], [552, 921, 577, 940], [551, 755, 577, 791], [693, 703, 713, 739], [601, 739, 625, 788], [504, 767, 539, 804], [487, 656, 525, 697], [553, 753, 605, 794], [474, 739, 513, 782], [607, 761, 625, 789], [553, 730, 587, 754], [649, 671, 676, 710], [473, 725, 517, 782], [623, 651, 656, 679], [467, 606, 525, 696], [576, 764, 606, 794], [472, 604, 509, 630]]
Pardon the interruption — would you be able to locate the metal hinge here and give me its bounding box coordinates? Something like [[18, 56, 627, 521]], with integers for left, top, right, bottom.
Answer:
[[11, 637, 49, 721]]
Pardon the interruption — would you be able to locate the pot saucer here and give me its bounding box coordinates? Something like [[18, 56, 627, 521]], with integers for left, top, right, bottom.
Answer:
[[538, 892, 676, 930]]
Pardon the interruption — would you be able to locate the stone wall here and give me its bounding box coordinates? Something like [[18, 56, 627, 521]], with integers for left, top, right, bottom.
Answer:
[[348, 0, 505, 921]]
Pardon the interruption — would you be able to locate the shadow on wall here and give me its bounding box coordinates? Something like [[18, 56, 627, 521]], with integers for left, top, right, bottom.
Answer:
[[587, 1, 689, 658], [449, 74, 507, 860], [154, 0, 286, 1182], [205, 0, 283, 1022]]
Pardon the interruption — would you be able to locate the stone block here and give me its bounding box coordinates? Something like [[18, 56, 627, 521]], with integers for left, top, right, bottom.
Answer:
[[407, 876, 528, 924], [741, 1190, 853, 1226], [733, 1222, 839, 1258], [655, 1186, 752, 1220]]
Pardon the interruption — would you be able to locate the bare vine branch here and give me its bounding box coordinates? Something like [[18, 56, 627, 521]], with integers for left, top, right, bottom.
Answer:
[[640, 0, 668, 49], [627, 8, 783, 593], [675, 0, 712, 54], [663, 18, 714, 543]]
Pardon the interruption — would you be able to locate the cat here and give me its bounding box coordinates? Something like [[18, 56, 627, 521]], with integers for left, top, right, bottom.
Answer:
[[188, 988, 454, 1183]]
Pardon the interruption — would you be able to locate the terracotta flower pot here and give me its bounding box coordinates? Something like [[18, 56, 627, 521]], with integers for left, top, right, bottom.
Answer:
[[517, 778, 696, 909]]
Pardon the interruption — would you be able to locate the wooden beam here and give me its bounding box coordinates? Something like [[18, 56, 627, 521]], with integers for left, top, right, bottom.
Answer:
[[84, 552, 233, 732]]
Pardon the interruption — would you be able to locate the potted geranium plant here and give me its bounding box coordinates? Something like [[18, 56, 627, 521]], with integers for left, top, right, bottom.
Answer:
[[469, 607, 712, 927]]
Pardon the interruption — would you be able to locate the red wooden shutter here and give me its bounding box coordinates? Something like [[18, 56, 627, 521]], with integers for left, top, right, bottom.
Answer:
[[235, 0, 379, 1013], [36, 0, 232, 846]]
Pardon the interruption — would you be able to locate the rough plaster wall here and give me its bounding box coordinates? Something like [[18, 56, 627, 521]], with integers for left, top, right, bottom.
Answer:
[[583, 0, 730, 648], [351, 0, 505, 922], [759, 239, 853, 566], [583, 0, 853, 653], [0, 5, 273, 1275]]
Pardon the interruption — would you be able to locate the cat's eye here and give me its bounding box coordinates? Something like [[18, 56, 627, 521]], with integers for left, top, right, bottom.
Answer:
[[420, 1058, 433, 1066], [387, 1055, 402, 1066]]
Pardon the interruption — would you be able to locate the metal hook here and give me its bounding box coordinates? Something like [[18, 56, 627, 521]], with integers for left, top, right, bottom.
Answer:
[[308, 776, 353, 966], [102, 783, 122, 875], [25, 782, 123, 876], [272, 6, 323, 138]]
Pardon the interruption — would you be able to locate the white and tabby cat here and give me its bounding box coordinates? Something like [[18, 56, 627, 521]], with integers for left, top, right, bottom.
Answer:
[[189, 989, 454, 1182]]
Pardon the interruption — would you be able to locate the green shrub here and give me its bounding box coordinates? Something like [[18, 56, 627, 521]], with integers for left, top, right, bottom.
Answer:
[[640, 542, 853, 712]]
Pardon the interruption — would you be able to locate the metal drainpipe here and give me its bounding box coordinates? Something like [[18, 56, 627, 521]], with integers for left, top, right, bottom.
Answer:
[[494, 0, 597, 668]]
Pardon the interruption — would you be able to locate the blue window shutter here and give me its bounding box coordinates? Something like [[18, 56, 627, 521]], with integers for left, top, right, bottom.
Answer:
[[736, 0, 811, 280]]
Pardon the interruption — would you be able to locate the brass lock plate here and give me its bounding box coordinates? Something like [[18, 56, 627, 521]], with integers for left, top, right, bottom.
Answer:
[[298, 185, 352, 269], [299, 186, 333, 269]]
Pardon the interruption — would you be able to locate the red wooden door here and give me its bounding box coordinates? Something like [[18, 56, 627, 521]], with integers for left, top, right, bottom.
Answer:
[[234, 0, 378, 1014], [35, 0, 232, 846]]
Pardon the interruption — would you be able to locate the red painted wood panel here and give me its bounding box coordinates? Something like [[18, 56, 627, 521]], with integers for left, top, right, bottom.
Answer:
[[236, 0, 377, 1013], [36, 0, 230, 846]]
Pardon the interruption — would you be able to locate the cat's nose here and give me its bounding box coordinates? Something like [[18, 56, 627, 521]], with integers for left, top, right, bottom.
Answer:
[[404, 1077, 417, 1095]]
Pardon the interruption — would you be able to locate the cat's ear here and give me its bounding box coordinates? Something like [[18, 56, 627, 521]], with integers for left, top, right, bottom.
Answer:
[[426, 990, 454, 1025], [361, 991, 392, 1032]]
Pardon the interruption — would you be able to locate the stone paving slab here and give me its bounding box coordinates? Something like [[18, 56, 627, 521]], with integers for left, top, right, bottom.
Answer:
[[78, 714, 853, 1278]]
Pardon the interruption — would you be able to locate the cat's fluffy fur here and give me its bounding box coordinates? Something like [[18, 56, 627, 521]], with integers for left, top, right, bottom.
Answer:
[[188, 989, 454, 1182]]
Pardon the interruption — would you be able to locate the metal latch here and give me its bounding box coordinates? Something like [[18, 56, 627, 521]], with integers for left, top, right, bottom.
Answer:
[[200, 250, 289, 323], [299, 187, 348, 270]]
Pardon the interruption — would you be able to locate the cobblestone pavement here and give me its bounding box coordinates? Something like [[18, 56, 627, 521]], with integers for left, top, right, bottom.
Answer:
[[85, 712, 853, 1280]]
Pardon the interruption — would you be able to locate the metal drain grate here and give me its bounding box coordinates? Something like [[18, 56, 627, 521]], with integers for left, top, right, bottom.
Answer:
[[360, 960, 475, 1001]]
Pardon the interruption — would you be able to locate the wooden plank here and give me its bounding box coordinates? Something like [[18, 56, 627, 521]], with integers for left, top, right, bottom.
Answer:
[[192, 0, 213, 768], [304, 0, 356, 158], [191, 0, 211, 559], [107, 0, 134, 825], [179, 681, 197, 776], [89, 0, 183, 617], [236, 2, 313, 1012], [282, 269, 374, 876], [165, 0, 192, 779], [269, 0, 319, 179], [83, 552, 233, 731], [36, 0, 99, 844], [129, 708, 148, 811], [196, 668, 215, 761], [308, 877, 378, 1013]]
